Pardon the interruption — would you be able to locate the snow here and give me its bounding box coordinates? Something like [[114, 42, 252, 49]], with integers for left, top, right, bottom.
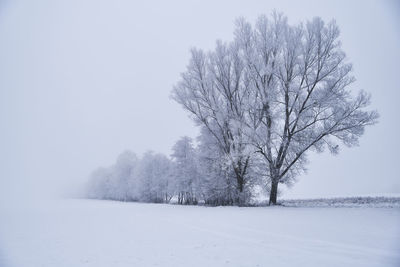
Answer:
[[1, 199, 399, 267], [279, 196, 400, 208]]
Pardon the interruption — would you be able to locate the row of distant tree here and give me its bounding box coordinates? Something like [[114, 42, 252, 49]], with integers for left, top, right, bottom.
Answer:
[[86, 13, 377, 205], [86, 133, 260, 205], [87, 128, 267, 205]]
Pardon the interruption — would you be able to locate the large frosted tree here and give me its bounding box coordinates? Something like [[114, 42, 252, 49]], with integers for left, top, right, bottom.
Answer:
[[172, 42, 254, 205], [173, 13, 378, 205]]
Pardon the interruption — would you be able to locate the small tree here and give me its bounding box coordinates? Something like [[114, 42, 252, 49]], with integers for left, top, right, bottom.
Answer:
[[136, 151, 173, 203], [112, 150, 138, 201], [196, 126, 248, 205], [86, 167, 112, 200], [171, 136, 199, 204]]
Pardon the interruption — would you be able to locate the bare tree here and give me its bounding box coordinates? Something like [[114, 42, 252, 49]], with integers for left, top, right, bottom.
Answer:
[[173, 13, 378, 205], [172, 43, 254, 205], [235, 14, 378, 204], [171, 136, 199, 205]]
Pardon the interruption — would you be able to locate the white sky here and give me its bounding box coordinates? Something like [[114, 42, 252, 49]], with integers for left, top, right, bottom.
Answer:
[[0, 0, 399, 201]]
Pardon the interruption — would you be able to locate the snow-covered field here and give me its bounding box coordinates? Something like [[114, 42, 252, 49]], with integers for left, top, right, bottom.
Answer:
[[280, 196, 400, 208], [1, 199, 399, 267]]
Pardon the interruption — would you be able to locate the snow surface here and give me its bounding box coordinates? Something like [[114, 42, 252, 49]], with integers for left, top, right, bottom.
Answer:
[[279, 196, 400, 208], [1, 199, 399, 267]]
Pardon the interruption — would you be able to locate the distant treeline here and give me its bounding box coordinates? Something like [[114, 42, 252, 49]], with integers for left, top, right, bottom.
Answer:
[[86, 134, 264, 206]]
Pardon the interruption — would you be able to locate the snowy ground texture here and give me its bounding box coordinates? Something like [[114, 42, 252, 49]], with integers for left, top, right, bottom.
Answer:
[[1, 199, 399, 267], [279, 196, 400, 208]]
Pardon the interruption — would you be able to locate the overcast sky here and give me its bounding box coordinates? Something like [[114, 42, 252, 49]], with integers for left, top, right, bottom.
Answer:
[[0, 0, 399, 201]]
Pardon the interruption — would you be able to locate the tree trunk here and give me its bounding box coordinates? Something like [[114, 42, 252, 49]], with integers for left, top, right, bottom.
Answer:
[[233, 167, 244, 193], [269, 180, 279, 205]]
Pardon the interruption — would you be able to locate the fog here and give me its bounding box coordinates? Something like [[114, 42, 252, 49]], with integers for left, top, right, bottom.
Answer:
[[0, 0, 399, 203]]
